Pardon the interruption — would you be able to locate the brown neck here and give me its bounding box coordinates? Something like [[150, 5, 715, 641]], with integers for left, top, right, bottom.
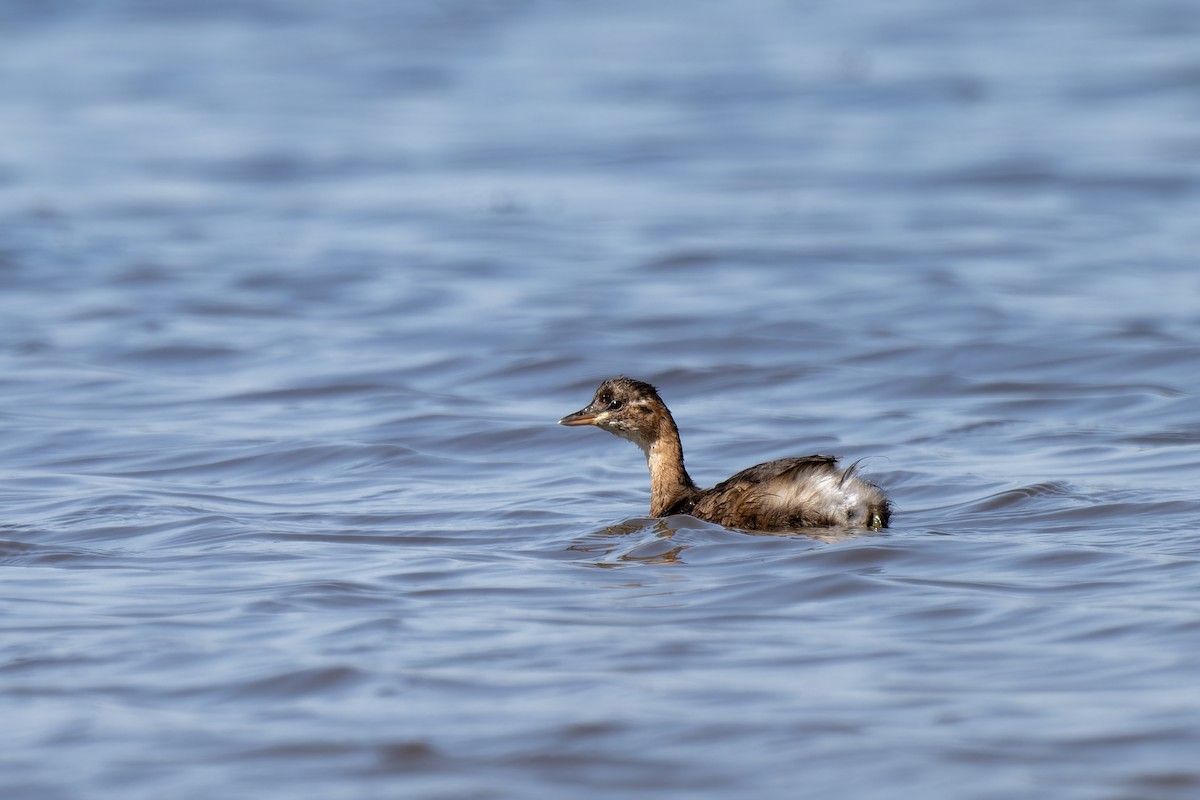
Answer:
[[644, 413, 698, 517]]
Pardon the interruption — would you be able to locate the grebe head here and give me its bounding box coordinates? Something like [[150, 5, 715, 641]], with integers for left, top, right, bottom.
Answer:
[[558, 376, 666, 451]]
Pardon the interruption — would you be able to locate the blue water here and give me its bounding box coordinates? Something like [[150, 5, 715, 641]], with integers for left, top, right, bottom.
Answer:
[[3, 2, 1200, 798]]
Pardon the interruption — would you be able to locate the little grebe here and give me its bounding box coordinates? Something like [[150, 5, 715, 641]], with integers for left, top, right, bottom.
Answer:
[[559, 376, 891, 531]]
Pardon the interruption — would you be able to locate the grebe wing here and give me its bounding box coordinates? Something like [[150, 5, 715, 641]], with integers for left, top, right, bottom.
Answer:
[[713, 455, 840, 488], [692, 455, 846, 530]]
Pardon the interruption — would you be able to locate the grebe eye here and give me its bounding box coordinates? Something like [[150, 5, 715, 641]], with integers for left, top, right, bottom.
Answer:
[[608, 399, 623, 411]]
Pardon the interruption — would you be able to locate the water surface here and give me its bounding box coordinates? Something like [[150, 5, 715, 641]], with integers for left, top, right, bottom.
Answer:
[[3, 1, 1200, 798]]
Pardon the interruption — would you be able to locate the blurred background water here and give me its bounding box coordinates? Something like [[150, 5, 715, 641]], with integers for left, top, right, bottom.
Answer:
[[3, 1, 1200, 798]]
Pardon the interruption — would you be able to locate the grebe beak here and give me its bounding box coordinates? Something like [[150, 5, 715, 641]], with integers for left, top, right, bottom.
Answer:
[[558, 404, 600, 426]]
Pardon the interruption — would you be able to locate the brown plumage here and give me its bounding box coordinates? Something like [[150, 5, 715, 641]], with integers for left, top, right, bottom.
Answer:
[[559, 376, 891, 531]]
